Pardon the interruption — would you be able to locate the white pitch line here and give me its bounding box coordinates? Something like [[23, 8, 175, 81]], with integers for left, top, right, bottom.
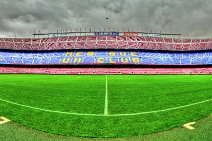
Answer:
[[104, 75, 108, 116], [0, 98, 103, 116], [0, 116, 10, 125], [110, 99, 212, 116], [0, 98, 211, 117], [183, 122, 196, 130]]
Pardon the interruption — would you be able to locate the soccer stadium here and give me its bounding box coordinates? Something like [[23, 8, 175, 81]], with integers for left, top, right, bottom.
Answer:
[[0, 1, 212, 141], [0, 31, 212, 138]]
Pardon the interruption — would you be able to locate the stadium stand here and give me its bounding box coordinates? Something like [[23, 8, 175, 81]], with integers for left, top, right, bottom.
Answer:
[[0, 34, 212, 74], [0, 51, 212, 65], [0, 67, 211, 74], [0, 36, 212, 51]]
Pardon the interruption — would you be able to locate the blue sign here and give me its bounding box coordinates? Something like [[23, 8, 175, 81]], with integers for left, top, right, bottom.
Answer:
[[94, 32, 119, 36]]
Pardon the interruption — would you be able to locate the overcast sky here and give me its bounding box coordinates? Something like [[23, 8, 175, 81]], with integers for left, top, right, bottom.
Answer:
[[0, 0, 212, 38]]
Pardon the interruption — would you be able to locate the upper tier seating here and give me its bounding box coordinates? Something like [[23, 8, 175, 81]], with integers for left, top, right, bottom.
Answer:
[[0, 36, 212, 51]]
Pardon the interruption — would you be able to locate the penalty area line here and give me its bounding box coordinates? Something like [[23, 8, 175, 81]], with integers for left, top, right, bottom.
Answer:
[[0, 98, 211, 117]]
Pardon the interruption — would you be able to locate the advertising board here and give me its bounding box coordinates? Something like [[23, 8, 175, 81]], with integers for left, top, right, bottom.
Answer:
[[124, 32, 138, 36]]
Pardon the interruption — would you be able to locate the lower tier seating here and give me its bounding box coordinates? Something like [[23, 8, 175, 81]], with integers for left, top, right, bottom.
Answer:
[[0, 67, 211, 74]]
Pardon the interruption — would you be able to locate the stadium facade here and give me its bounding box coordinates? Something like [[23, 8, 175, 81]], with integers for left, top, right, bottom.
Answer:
[[0, 32, 212, 74]]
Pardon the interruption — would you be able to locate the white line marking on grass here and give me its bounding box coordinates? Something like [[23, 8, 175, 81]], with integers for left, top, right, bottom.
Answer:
[[0, 98, 103, 116], [110, 99, 212, 116], [104, 75, 108, 116], [0, 116, 10, 125], [183, 122, 196, 130], [0, 98, 211, 117]]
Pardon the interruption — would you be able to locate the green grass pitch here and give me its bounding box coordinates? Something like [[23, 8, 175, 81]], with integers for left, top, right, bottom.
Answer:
[[0, 74, 211, 137]]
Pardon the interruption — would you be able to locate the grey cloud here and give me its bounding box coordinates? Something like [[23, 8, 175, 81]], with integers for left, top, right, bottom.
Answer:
[[0, 0, 212, 38]]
